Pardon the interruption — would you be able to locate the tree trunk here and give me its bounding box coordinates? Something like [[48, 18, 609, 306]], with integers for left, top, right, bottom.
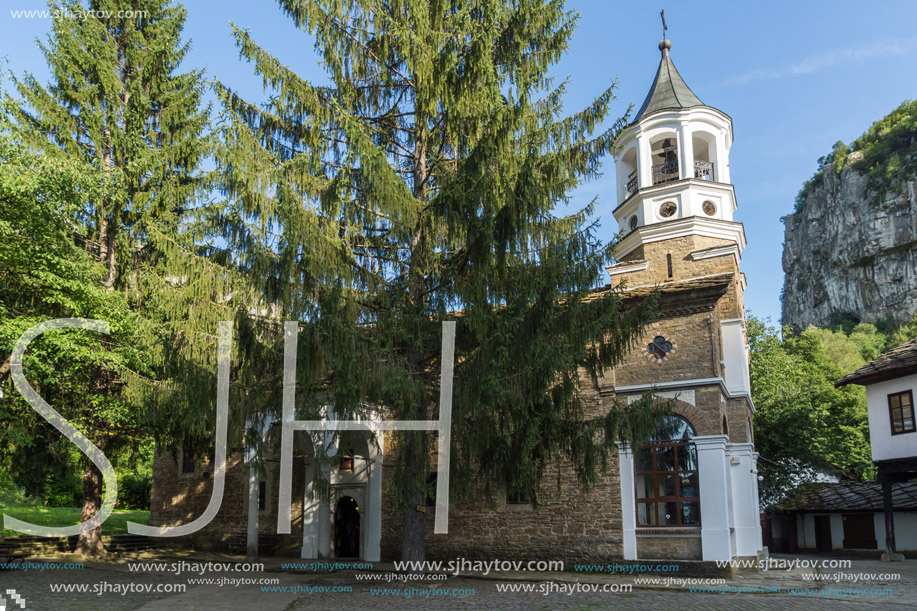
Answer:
[[400, 106, 430, 563], [400, 427, 427, 564], [75, 463, 106, 557], [104, 223, 117, 289], [98, 215, 110, 265]]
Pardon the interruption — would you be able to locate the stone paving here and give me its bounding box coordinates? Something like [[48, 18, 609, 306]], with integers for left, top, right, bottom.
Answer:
[[2, 553, 915, 610]]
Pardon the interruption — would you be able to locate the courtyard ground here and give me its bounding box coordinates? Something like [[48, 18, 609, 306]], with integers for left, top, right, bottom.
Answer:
[[3, 552, 915, 610]]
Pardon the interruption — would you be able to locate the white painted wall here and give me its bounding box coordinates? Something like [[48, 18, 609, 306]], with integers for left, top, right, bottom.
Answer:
[[721, 320, 751, 397], [726, 444, 762, 557], [617, 444, 638, 560], [795, 512, 917, 552], [865, 374, 917, 462], [874, 512, 917, 551], [830, 514, 844, 550], [695, 435, 732, 561]]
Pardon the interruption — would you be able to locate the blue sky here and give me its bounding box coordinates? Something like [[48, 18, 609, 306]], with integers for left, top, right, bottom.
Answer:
[[2, 1, 916, 324]]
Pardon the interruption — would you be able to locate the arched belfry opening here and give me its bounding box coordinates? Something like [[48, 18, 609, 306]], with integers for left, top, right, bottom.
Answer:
[[334, 496, 361, 558], [651, 134, 679, 185]]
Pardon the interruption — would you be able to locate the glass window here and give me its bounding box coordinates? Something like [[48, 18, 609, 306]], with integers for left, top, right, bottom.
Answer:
[[888, 391, 916, 435], [635, 415, 700, 527], [647, 336, 674, 360], [659, 201, 677, 218]]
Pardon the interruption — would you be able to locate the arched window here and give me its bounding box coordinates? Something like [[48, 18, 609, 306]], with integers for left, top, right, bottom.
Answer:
[[635, 415, 700, 526]]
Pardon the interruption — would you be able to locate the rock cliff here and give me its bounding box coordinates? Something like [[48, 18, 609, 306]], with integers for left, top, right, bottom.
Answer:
[[782, 162, 917, 329]]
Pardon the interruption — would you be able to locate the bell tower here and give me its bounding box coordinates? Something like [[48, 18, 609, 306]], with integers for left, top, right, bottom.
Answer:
[[609, 38, 745, 288], [607, 36, 751, 401]]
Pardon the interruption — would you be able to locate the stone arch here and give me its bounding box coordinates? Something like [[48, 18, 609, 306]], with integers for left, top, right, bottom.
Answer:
[[669, 400, 712, 436]]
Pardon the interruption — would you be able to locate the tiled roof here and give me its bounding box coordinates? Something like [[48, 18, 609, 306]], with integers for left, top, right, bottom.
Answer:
[[835, 338, 917, 387], [589, 273, 733, 317], [772, 480, 917, 513]]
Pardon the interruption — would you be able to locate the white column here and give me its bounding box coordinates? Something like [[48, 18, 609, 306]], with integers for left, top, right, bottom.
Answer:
[[679, 121, 694, 180], [695, 435, 731, 561], [752, 453, 763, 550], [716, 130, 730, 183], [616, 442, 637, 560], [727, 442, 760, 557], [615, 152, 627, 203], [637, 132, 652, 189]]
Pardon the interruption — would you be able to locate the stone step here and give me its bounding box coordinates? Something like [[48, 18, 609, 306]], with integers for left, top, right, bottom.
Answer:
[[0, 534, 158, 557]]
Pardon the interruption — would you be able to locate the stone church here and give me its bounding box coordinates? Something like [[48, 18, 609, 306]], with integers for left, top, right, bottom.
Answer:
[[149, 38, 762, 564]]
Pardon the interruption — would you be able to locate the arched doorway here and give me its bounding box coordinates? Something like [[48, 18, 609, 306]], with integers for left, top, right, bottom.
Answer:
[[334, 496, 360, 558]]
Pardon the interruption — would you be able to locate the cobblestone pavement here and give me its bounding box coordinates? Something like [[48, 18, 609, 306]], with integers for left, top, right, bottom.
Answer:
[[2, 553, 915, 610]]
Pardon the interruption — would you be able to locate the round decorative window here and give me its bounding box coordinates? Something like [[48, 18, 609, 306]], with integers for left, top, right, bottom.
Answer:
[[645, 335, 676, 363], [702, 200, 716, 216], [658, 201, 677, 218], [629, 215, 638, 231]]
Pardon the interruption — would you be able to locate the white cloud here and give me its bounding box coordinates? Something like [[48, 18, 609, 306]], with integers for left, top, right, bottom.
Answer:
[[729, 37, 917, 85]]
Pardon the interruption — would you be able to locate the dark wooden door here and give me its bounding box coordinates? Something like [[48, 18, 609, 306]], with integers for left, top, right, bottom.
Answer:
[[814, 515, 832, 552], [842, 514, 877, 549]]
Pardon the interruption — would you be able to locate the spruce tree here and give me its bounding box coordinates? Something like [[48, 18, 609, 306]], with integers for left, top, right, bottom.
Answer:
[[8, 0, 242, 555], [217, 0, 659, 561]]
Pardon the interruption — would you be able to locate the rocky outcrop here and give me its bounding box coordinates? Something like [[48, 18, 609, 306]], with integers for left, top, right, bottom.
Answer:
[[782, 162, 917, 329]]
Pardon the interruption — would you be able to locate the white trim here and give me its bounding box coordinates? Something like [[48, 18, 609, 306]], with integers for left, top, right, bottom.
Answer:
[[614, 179, 736, 220], [614, 376, 755, 413], [690, 244, 740, 263], [606, 260, 648, 277], [615, 216, 746, 260]]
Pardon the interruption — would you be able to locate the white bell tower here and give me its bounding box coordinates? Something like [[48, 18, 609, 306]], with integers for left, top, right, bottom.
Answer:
[[611, 39, 744, 265]]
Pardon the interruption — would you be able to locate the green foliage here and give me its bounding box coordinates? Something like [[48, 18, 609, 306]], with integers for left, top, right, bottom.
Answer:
[[849, 99, 917, 192], [112, 440, 154, 510], [1, 1, 243, 542], [0, 128, 148, 445], [749, 316, 874, 507], [793, 100, 917, 212], [751, 311, 917, 507], [0, 508, 148, 537], [216, 0, 659, 558], [886, 312, 917, 350]]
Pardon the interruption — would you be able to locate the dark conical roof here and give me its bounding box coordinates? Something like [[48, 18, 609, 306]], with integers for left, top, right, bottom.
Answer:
[[632, 40, 703, 123]]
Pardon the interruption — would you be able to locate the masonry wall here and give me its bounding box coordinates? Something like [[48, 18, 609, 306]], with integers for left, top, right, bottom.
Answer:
[[379, 452, 624, 563], [149, 449, 306, 555]]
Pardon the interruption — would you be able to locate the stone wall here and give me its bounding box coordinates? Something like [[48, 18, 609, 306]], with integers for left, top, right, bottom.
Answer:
[[149, 449, 306, 555], [379, 452, 625, 563], [636, 535, 702, 560], [782, 164, 917, 329]]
